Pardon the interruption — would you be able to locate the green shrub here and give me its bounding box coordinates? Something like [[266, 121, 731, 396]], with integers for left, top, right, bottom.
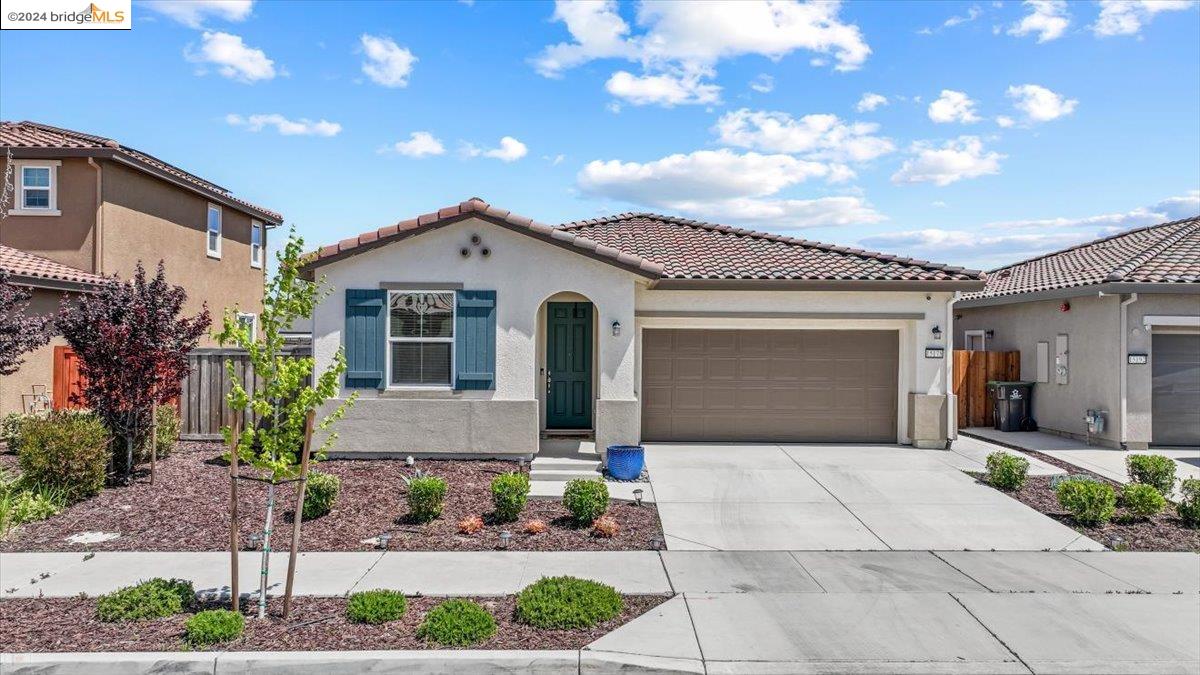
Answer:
[[1122, 483, 1167, 518], [302, 470, 340, 520], [96, 578, 195, 622], [135, 406, 180, 463], [17, 411, 110, 502], [985, 451, 1030, 491], [416, 599, 496, 647], [346, 589, 407, 624], [406, 475, 448, 523], [1056, 478, 1117, 526], [186, 609, 244, 645], [1125, 455, 1177, 496], [563, 478, 609, 524], [1177, 478, 1200, 527], [516, 576, 623, 629], [0, 485, 65, 539], [491, 472, 530, 522], [1, 412, 26, 450]]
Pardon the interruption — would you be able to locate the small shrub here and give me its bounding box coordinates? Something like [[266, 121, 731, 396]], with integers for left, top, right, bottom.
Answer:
[[302, 470, 340, 520], [0, 486, 64, 538], [1050, 473, 1099, 489], [417, 599, 496, 647], [135, 405, 180, 463], [186, 609, 244, 645], [1056, 478, 1117, 526], [1177, 478, 1200, 527], [17, 411, 109, 502], [523, 519, 548, 534], [406, 475, 447, 523], [563, 478, 609, 524], [96, 578, 195, 622], [346, 589, 407, 624], [458, 515, 484, 534], [1122, 483, 1167, 519], [1, 412, 27, 450], [516, 576, 623, 629], [592, 515, 619, 538], [1125, 455, 1177, 496], [985, 451, 1029, 491], [490, 472, 530, 522]]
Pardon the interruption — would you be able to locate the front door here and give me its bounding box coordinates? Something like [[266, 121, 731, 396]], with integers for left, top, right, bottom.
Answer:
[[546, 302, 592, 429]]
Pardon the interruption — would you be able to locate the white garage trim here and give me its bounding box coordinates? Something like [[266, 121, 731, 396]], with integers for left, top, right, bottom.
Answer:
[[1143, 315, 1200, 330]]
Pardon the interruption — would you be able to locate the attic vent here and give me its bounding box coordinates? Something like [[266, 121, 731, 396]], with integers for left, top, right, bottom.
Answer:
[[997, 270, 1012, 279]]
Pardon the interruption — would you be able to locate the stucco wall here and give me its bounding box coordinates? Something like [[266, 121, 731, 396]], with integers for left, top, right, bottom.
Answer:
[[0, 157, 98, 273], [0, 289, 69, 416], [1124, 294, 1200, 446], [312, 217, 641, 456]]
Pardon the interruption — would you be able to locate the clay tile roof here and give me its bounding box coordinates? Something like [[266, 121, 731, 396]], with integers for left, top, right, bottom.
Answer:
[[301, 198, 667, 278], [967, 215, 1200, 299], [559, 213, 983, 282], [0, 245, 108, 289], [0, 120, 282, 223]]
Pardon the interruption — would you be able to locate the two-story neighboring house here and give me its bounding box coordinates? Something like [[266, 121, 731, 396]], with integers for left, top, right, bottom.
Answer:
[[0, 120, 283, 415]]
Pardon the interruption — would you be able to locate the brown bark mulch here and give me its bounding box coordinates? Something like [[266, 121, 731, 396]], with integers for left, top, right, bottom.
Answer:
[[0, 442, 663, 552], [0, 594, 669, 653], [970, 454, 1200, 552]]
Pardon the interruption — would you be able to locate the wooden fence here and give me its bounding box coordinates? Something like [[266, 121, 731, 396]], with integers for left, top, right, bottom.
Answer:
[[952, 350, 1020, 429], [178, 347, 311, 440]]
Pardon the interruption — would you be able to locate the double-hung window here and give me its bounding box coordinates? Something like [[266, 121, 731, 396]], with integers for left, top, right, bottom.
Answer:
[[206, 204, 222, 258], [236, 312, 257, 336], [250, 220, 263, 268], [388, 291, 454, 387], [9, 161, 59, 215]]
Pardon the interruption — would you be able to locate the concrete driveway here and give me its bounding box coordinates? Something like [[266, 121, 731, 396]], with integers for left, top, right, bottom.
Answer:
[[644, 442, 1103, 551]]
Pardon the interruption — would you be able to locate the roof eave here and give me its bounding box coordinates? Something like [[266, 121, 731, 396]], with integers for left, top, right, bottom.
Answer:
[[650, 278, 985, 291], [5, 273, 105, 293], [956, 281, 1200, 308]]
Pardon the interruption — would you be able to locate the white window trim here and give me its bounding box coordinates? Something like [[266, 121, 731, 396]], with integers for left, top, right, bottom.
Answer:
[[236, 312, 257, 336], [385, 290, 456, 390], [964, 329, 987, 351], [8, 160, 61, 216], [250, 220, 263, 269], [206, 203, 222, 259]]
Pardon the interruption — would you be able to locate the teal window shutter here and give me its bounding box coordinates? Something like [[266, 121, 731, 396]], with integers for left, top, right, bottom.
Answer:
[[455, 290, 496, 390], [344, 289, 386, 389]]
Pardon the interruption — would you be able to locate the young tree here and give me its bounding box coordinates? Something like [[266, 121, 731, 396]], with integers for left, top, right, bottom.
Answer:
[[216, 230, 353, 619], [0, 270, 55, 376], [57, 261, 210, 478]]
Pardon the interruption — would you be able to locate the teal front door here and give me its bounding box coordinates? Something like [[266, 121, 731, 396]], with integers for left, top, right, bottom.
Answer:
[[546, 302, 593, 429]]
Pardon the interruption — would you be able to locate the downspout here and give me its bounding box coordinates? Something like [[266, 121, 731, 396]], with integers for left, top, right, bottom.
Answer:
[[1119, 292, 1139, 448], [945, 290, 961, 446], [87, 158, 103, 274]]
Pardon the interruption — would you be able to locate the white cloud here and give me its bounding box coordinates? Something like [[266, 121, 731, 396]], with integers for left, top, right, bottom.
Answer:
[[360, 34, 416, 88], [749, 74, 775, 93], [142, 0, 252, 28], [544, 154, 566, 165], [987, 191, 1200, 229], [891, 136, 1005, 186], [1008, 0, 1070, 42], [932, 200, 948, 208], [856, 92, 888, 112], [667, 196, 886, 229], [225, 113, 340, 136], [532, 0, 634, 77], [462, 136, 528, 162], [928, 90, 982, 124], [1006, 84, 1078, 123], [944, 4, 983, 27], [605, 69, 721, 106], [713, 108, 895, 163], [388, 131, 445, 157], [185, 31, 276, 83], [1093, 0, 1195, 37], [996, 115, 1016, 128]]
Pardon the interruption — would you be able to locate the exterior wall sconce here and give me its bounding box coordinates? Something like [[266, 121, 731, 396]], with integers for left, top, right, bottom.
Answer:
[[931, 325, 942, 340], [985, 329, 995, 339], [1060, 302, 1071, 312], [612, 320, 621, 336]]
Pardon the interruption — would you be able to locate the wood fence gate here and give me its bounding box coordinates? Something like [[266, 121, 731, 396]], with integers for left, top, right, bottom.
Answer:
[[952, 350, 1020, 429]]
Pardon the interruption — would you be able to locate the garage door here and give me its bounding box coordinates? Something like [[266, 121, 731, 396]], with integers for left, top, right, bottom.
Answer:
[[1152, 333, 1200, 446], [641, 329, 898, 442]]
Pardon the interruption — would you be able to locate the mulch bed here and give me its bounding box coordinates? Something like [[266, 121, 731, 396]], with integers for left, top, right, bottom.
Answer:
[[969, 452, 1200, 552], [0, 442, 663, 552], [0, 593, 668, 652]]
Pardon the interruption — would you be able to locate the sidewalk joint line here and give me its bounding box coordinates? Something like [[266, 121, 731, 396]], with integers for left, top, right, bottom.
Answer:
[[344, 550, 388, 595], [948, 592, 1035, 674], [1061, 550, 1153, 592], [930, 551, 994, 592], [680, 593, 709, 671], [785, 552, 828, 593], [778, 444, 892, 551]]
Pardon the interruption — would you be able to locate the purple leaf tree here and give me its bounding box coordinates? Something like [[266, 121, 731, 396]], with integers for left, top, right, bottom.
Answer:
[[0, 269, 55, 377]]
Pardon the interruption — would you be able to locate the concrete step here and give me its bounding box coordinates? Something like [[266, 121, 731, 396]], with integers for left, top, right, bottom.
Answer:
[[529, 481, 655, 502], [531, 456, 603, 471], [538, 438, 599, 459], [529, 468, 603, 482]]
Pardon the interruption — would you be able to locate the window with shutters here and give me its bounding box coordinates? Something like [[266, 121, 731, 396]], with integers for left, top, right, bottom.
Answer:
[[387, 291, 454, 387]]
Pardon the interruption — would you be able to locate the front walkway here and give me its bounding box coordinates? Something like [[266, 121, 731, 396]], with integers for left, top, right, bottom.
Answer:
[[643, 442, 1100, 551], [3, 550, 1197, 673]]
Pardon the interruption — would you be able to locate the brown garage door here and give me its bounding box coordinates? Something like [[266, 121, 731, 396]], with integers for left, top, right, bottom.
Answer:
[[641, 329, 899, 442], [1152, 333, 1200, 446]]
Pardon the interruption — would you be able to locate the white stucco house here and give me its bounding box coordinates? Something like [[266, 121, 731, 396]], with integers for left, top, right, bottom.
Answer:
[[303, 198, 984, 460]]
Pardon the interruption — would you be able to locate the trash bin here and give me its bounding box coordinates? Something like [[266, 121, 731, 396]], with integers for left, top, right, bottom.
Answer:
[[990, 381, 1035, 432]]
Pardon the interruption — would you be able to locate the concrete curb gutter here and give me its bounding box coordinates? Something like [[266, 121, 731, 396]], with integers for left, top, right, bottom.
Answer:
[[0, 649, 709, 674]]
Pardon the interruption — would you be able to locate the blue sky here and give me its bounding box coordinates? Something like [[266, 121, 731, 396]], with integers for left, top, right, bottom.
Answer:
[[2, 0, 1198, 270]]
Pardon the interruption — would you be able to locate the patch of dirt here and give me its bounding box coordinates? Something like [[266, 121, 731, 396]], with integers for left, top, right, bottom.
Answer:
[[0, 443, 663, 552], [0, 594, 669, 652]]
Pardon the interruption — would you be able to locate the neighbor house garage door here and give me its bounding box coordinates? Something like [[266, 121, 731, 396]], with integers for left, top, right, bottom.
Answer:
[[1152, 333, 1200, 446], [641, 329, 898, 442]]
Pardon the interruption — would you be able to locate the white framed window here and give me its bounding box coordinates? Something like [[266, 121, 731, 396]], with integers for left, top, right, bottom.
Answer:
[[9, 160, 61, 216], [250, 220, 263, 269], [386, 291, 455, 387], [964, 330, 986, 351], [206, 204, 222, 258], [236, 312, 257, 336]]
